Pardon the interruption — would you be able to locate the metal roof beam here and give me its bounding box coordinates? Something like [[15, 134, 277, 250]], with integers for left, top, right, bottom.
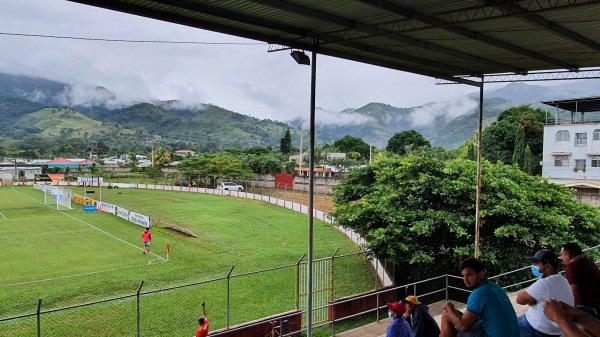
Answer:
[[357, 0, 578, 71], [437, 68, 600, 84], [149, 0, 312, 37], [359, 0, 598, 33], [251, 0, 521, 75], [112, 0, 477, 77], [69, 0, 478, 84], [483, 0, 600, 53]]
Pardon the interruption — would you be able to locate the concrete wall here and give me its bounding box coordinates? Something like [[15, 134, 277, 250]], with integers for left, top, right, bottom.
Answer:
[[248, 174, 340, 194], [328, 287, 398, 321], [211, 310, 301, 337]]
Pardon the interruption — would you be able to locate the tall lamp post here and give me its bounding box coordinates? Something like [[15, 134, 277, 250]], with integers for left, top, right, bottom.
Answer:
[[147, 139, 156, 167], [291, 49, 316, 337]]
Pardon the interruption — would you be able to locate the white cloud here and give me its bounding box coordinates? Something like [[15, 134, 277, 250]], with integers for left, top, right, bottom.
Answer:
[[408, 97, 479, 127]]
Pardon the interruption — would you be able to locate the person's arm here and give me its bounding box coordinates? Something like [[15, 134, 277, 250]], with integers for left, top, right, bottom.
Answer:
[[443, 302, 478, 333], [202, 302, 207, 318], [516, 290, 537, 306], [570, 284, 582, 306], [544, 299, 600, 337]]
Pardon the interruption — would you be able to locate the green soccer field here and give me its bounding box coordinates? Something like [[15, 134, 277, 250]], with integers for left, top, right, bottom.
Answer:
[[0, 186, 375, 336]]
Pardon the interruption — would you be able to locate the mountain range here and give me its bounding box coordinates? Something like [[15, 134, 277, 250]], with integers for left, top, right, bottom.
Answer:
[[1, 72, 599, 152]]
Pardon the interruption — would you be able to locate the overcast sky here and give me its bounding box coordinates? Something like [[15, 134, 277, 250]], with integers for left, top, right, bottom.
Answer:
[[1, 0, 498, 126]]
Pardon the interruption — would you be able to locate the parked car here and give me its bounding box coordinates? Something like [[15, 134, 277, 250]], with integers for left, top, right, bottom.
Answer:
[[216, 182, 244, 192]]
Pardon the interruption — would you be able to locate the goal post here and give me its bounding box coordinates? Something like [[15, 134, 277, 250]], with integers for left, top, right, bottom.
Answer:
[[40, 186, 72, 210], [57, 189, 73, 210]]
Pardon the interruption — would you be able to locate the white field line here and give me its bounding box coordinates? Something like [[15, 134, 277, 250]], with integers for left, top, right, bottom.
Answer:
[[11, 189, 167, 262], [0, 229, 94, 239], [1, 215, 68, 221], [0, 260, 167, 288], [0, 211, 7, 220]]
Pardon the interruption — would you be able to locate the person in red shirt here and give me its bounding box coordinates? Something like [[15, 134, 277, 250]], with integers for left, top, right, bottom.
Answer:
[[560, 242, 600, 319], [196, 302, 209, 337], [142, 227, 152, 254]]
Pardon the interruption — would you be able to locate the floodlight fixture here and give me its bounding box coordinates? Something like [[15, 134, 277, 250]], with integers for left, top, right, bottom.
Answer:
[[290, 50, 310, 65]]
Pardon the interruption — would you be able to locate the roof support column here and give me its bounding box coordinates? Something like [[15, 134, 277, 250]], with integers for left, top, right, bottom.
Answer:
[[475, 79, 484, 259], [307, 49, 317, 337]]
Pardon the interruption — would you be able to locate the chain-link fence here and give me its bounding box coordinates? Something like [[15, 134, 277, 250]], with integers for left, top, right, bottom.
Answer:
[[0, 252, 376, 336]]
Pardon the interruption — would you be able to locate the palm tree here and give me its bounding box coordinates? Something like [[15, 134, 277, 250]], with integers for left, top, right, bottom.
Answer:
[[153, 148, 172, 167]]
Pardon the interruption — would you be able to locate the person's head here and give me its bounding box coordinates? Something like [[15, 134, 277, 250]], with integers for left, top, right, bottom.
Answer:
[[402, 295, 420, 313], [198, 317, 205, 325], [561, 243, 582, 265], [459, 258, 486, 289], [526, 250, 559, 277], [386, 301, 406, 319], [145, 227, 149, 232]]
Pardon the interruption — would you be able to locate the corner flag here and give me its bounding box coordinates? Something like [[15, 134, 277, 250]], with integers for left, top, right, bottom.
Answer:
[[167, 244, 171, 260]]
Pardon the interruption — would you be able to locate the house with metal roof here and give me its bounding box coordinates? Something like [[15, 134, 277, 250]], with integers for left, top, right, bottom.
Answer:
[[542, 97, 600, 192]]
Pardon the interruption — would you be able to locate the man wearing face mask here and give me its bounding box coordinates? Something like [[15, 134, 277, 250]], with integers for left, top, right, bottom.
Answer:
[[386, 301, 414, 337], [516, 250, 574, 337]]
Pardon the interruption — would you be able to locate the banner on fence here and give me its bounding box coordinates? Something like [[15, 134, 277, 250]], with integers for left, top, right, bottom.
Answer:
[[128, 211, 152, 228], [97, 202, 117, 214], [78, 176, 103, 187], [117, 207, 130, 220], [73, 194, 97, 206]]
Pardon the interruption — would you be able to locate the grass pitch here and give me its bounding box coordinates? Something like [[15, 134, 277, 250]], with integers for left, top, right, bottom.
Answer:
[[0, 186, 374, 336]]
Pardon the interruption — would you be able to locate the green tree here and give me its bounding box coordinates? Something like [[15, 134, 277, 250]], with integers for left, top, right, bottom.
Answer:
[[512, 125, 526, 168], [332, 156, 600, 284], [386, 130, 431, 156], [153, 148, 172, 167], [177, 153, 255, 179], [333, 135, 371, 159], [482, 105, 547, 174], [247, 153, 285, 175], [280, 128, 292, 155]]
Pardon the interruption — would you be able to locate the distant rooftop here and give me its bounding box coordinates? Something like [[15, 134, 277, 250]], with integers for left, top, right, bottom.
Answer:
[[542, 96, 600, 113]]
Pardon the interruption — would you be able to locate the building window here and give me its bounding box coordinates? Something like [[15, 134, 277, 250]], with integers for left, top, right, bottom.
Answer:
[[556, 130, 570, 141], [594, 130, 600, 140], [554, 156, 569, 167], [592, 156, 600, 168], [575, 133, 587, 146], [575, 159, 586, 171]]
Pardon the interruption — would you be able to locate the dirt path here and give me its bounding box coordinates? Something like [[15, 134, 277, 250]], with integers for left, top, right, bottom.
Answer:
[[246, 187, 335, 213]]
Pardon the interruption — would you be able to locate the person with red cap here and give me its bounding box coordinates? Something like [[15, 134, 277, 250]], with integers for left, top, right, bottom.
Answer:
[[386, 301, 414, 337]]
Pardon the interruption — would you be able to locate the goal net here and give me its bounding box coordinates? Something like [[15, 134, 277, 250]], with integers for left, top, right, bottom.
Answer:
[[57, 189, 73, 210], [42, 186, 73, 210]]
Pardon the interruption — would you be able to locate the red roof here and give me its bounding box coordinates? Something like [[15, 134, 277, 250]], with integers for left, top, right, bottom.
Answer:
[[45, 158, 77, 164]]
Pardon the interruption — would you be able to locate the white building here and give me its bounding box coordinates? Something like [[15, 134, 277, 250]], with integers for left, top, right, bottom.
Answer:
[[542, 97, 600, 192], [0, 167, 42, 182]]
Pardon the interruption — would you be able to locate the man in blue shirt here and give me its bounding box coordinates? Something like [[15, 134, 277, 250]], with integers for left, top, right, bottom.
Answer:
[[440, 257, 519, 337], [386, 301, 414, 337]]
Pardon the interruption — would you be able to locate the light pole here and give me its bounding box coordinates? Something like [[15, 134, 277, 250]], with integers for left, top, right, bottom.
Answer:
[[147, 139, 156, 167], [299, 129, 304, 172], [291, 49, 315, 337]]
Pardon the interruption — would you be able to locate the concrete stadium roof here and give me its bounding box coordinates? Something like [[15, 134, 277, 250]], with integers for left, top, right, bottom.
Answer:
[[69, 1, 600, 86]]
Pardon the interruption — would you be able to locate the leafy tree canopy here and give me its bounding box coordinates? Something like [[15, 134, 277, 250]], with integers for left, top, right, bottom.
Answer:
[[333, 135, 371, 159], [386, 130, 431, 155], [177, 153, 255, 178], [332, 155, 600, 282], [246, 152, 287, 175], [482, 105, 548, 174]]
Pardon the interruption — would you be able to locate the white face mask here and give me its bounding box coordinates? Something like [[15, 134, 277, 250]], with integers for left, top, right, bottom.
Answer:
[[388, 311, 394, 319]]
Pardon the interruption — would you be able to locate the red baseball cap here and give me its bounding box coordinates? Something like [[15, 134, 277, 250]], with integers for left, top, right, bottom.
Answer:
[[386, 301, 406, 315]]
